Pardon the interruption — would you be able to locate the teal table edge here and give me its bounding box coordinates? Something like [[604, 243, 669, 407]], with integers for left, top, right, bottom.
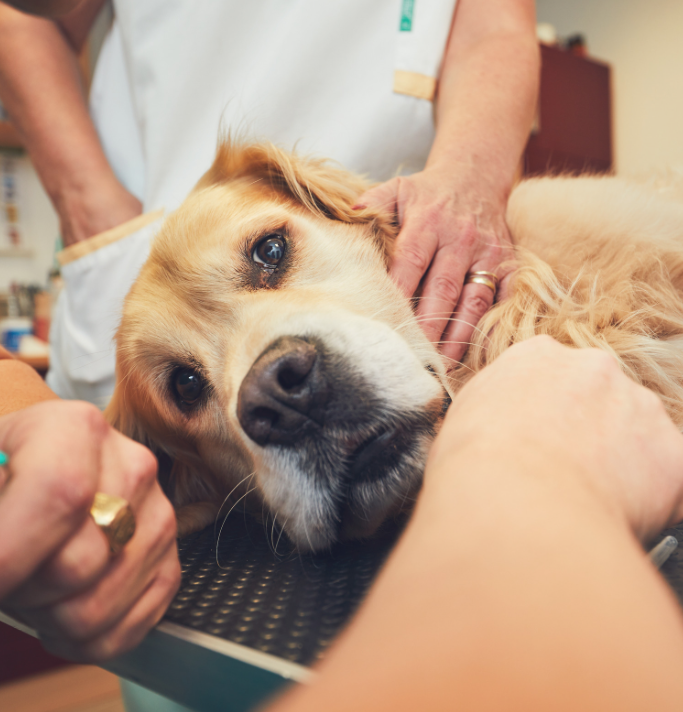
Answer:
[[0, 613, 312, 712]]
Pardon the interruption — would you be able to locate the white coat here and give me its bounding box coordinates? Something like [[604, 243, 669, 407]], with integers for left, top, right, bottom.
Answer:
[[48, 0, 457, 405]]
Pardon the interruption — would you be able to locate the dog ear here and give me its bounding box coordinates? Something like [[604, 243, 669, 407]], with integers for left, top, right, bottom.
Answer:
[[106, 385, 182, 505], [106, 378, 222, 509], [105, 385, 138, 441], [106, 380, 167, 480], [195, 139, 398, 259]]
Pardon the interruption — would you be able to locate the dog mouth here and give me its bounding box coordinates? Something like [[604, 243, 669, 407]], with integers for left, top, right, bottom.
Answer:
[[330, 416, 437, 544], [343, 427, 398, 482], [341, 393, 449, 482], [236, 332, 449, 551]]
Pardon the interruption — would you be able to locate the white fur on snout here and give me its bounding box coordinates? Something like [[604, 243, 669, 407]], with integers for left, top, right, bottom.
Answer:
[[258, 448, 339, 552], [230, 309, 443, 419], [229, 308, 444, 550], [310, 313, 444, 409]]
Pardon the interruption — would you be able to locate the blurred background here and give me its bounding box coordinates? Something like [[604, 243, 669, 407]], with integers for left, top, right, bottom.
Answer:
[[537, 0, 683, 175]]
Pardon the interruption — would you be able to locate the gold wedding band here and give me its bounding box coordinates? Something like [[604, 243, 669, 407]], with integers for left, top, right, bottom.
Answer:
[[90, 493, 136, 555], [465, 271, 499, 294]]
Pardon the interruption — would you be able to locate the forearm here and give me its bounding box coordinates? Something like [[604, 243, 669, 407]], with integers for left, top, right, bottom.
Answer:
[[271, 445, 683, 712], [0, 347, 58, 416], [428, 0, 539, 202], [0, 3, 139, 244]]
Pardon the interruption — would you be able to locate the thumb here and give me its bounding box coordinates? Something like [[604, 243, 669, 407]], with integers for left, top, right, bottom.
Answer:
[[354, 177, 400, 215]]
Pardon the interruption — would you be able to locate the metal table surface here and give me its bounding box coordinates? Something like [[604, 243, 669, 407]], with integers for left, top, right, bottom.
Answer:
[[104, 516, 683, 712], [103, 513, 401, 711], [4, 518, 683, 712]]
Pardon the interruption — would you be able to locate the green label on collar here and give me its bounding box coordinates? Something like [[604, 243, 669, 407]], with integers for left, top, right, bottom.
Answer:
[[400, 0, 414, 31]]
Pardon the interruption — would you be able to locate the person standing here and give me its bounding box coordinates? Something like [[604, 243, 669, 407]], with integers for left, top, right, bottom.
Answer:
[[0, 0, 539, 404]]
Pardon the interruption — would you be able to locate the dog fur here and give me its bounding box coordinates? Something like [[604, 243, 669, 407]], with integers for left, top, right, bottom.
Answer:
[[106, 141, 683, 551]]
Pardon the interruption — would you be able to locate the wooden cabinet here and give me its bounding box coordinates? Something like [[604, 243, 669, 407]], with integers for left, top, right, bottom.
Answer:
[[525, 44, 613, 175]]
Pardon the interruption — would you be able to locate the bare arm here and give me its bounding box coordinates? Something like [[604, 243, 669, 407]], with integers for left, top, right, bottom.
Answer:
[[359, 0, 539, 365], [269, 338, 683, 712], [0, 346, 59, 416], [0, 1, 141, 245], [429, 0, 539, 204]]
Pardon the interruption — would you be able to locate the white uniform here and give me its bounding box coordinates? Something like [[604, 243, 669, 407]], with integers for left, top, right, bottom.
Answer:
[[48, 0, 457, 405]]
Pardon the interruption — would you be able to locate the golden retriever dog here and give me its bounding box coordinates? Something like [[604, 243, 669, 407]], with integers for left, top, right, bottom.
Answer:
[[107, 141, 683, 552]]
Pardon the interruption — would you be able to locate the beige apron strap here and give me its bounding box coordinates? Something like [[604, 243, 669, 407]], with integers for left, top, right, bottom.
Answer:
[[394, 0, 458, 101], [57, 209, 165, 267]]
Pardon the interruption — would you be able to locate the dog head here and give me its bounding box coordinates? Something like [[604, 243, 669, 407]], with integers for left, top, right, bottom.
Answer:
[[108, 141, 449, 551]]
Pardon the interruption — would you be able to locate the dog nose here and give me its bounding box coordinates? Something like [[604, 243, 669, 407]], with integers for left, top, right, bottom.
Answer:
[[237, 336, 328, 446]]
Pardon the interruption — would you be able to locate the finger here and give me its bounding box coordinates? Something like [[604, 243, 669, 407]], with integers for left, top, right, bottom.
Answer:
[[41, 554, 181, 663], [353, 177, 399, 213], [389, 215, 440, 299], [440, 257, 516, 364], [3, 424, 157, 608], [440, 281, 496, 364], [412, 242, 469, 344], [5, 516, 110, 609], [497, 270, 514, 302], [97, 427, 159, 509], [29, 482, 177, 642], [0, 402, 105, 599]]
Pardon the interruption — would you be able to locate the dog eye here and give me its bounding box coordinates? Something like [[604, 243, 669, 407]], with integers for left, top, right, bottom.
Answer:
[[252, 234, 285, 267], [174, 369, 204, 404]]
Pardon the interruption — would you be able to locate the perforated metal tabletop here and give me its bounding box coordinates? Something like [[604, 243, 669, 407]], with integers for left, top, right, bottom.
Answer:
[[4, 513, 681, 712], [167, 514, 401, 666], [103, 516, 404, 712], [165, 516, 683, 663], [102, 516, 683, 712]]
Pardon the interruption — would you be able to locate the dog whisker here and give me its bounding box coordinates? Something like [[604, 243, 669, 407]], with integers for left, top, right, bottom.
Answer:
[[216, 485, 258, 570], [213, 470, 256, 541], [270, 513, 278, 553], [415, 315, 490, 336], [302, 517, 316, 557], [435, 339, 478, 348], [274, 516, 289, 556], [215, 472, 256, 566]]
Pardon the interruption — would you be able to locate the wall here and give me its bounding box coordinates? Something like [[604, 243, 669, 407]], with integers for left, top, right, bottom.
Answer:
[[0, 151, 59, 294], [537, 0, 683, 175]]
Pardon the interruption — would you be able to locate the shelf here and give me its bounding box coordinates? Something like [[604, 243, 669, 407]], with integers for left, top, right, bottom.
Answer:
[[0, 248, 34, 258], [0, 121, 23, 149]]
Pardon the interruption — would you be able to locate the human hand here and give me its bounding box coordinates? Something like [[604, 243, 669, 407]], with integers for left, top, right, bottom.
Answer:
[[57, 175, 142, 247], [430, 336, 683, 542], [356, 167, 515, 366], [0, 400, 180, 661]]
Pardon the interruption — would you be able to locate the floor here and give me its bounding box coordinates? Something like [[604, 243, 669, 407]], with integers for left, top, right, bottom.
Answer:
[[0, 664, 125, 712]]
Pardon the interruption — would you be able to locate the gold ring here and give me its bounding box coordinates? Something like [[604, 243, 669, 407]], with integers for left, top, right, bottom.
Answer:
[[465, 271, 498, 294], [0, 452, 135, 555], [90, 493, 136, 555]]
